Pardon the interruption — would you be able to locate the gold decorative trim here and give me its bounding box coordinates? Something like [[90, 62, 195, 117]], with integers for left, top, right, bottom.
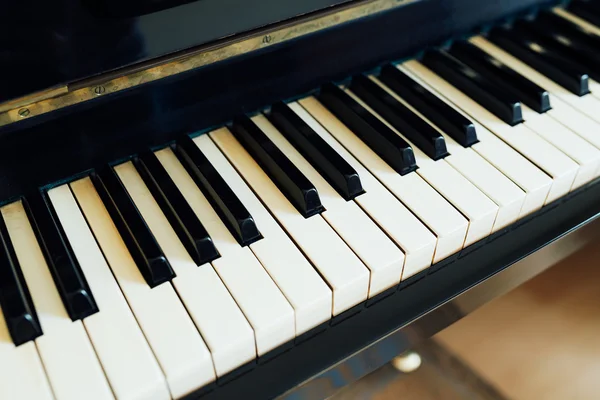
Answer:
[[0, 85, 69, 113], [0, 0, 413, 128]]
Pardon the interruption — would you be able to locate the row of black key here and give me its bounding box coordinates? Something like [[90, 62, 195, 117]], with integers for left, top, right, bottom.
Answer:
[[568, 0, 600, 30], [0, 138, 267, 345], [5, 5, 600, 347], [412, 6, 600, 131], [2, 67, 470, 347], [1, 73, 455, 345]]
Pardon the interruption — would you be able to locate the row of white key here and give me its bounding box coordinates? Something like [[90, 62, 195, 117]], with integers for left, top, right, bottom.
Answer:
[[209, 128, 371, 315], [367, 76, 527, 230], [401, 61, 580, 203], [250, 114, 405, 296], [288, 102, 437, 279], [298, 97, 469, 263], [344, 86, 500, 245], [380, 66, 553, 217], [468, 37, 600, 179], [1, 201, 112, 400]]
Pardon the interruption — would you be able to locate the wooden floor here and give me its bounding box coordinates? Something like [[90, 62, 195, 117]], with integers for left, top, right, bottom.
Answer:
[[332, 241, 600, 400], [437, 241, 600, 400]]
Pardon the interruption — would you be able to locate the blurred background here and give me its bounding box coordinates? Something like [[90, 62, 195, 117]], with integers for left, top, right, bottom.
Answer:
[[328, 241, 600, 400]]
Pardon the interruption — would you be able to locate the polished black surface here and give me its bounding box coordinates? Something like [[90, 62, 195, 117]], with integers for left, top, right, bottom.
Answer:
[[378, 65, 479, 147], [92, 167, 175, 287], [175, 136, 262, 246], [350, 74, 449, 160], [421, 50, 524, 125], [537, 10, 600, 50], [448, 40, 551, 113], [134, 152, 220, 266], [268, 102, 364, 201], [522, 18, 600, 82], [487, 25, 591, 96], [0, 212, 43, 346], [567, 0, 600, 27], [0, 0, 353, 104], [230, 115, 325, 218], [318, 83, 418, 175], [24, 192, 99, 321]]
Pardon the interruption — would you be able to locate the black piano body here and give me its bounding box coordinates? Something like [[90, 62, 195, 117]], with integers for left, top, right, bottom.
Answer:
[[1, 0, 600, 399]]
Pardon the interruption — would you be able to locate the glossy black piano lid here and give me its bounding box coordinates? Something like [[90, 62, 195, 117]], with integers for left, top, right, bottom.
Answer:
[[0, 0, 354, 104]]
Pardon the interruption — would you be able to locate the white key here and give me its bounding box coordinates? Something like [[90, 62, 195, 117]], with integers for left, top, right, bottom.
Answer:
[[48, 184, 170, 400], [298, 96, 468, 263], [0, 310, 53, 400], [193, 134, 332, 333], [345, 85, 499, 245], [390, 65, 552, 217], [552, 8, 600, 102], [370, 76, 526, 230], [148, 150, 255, 377], [289, 102, 437, 279], [209, 128, 370, 315], [519, 106, 600, 188], [368, 76, 527, 231], [71, 176, 215, 399], [251, 114, 405, 295], [467, 36, 600, 184], [546, 94, 600, 152], [472, 34, 600, 172], [151, 148, 295, 356], [401, 61, 579, 203], [1, 201, 113, 400], [470, 35, 600, 127]]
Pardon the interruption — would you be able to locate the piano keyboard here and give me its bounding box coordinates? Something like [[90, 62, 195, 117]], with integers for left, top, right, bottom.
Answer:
[[3, 5, 600, 399]]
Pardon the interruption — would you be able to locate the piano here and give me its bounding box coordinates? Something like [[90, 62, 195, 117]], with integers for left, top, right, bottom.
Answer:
[[2, 0, 600, 398]]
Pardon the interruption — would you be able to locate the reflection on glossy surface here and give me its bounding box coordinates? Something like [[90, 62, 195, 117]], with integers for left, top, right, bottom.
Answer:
[[0, 0, 351, 104]]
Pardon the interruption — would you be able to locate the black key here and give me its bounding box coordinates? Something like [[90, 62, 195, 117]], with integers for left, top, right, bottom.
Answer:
[[536, 11, 600, 52], [421, 50, 524, 126], [448, 40, 551, 114], [521, 18, 600, 82], [349, 74, 449, 160], [487, 26, 590, 96], [24, 192, 99, 321], [567, 0, 600, 27], [92, 167, 175, 288], [229, 116, 325, 218], [175, 135, 262, 244], [0, 211, 42, 346], [316, 83, 418, 175], [134, 152, 220, 266], [267, 102, 364, 200], [378, 65, 478, 147]]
